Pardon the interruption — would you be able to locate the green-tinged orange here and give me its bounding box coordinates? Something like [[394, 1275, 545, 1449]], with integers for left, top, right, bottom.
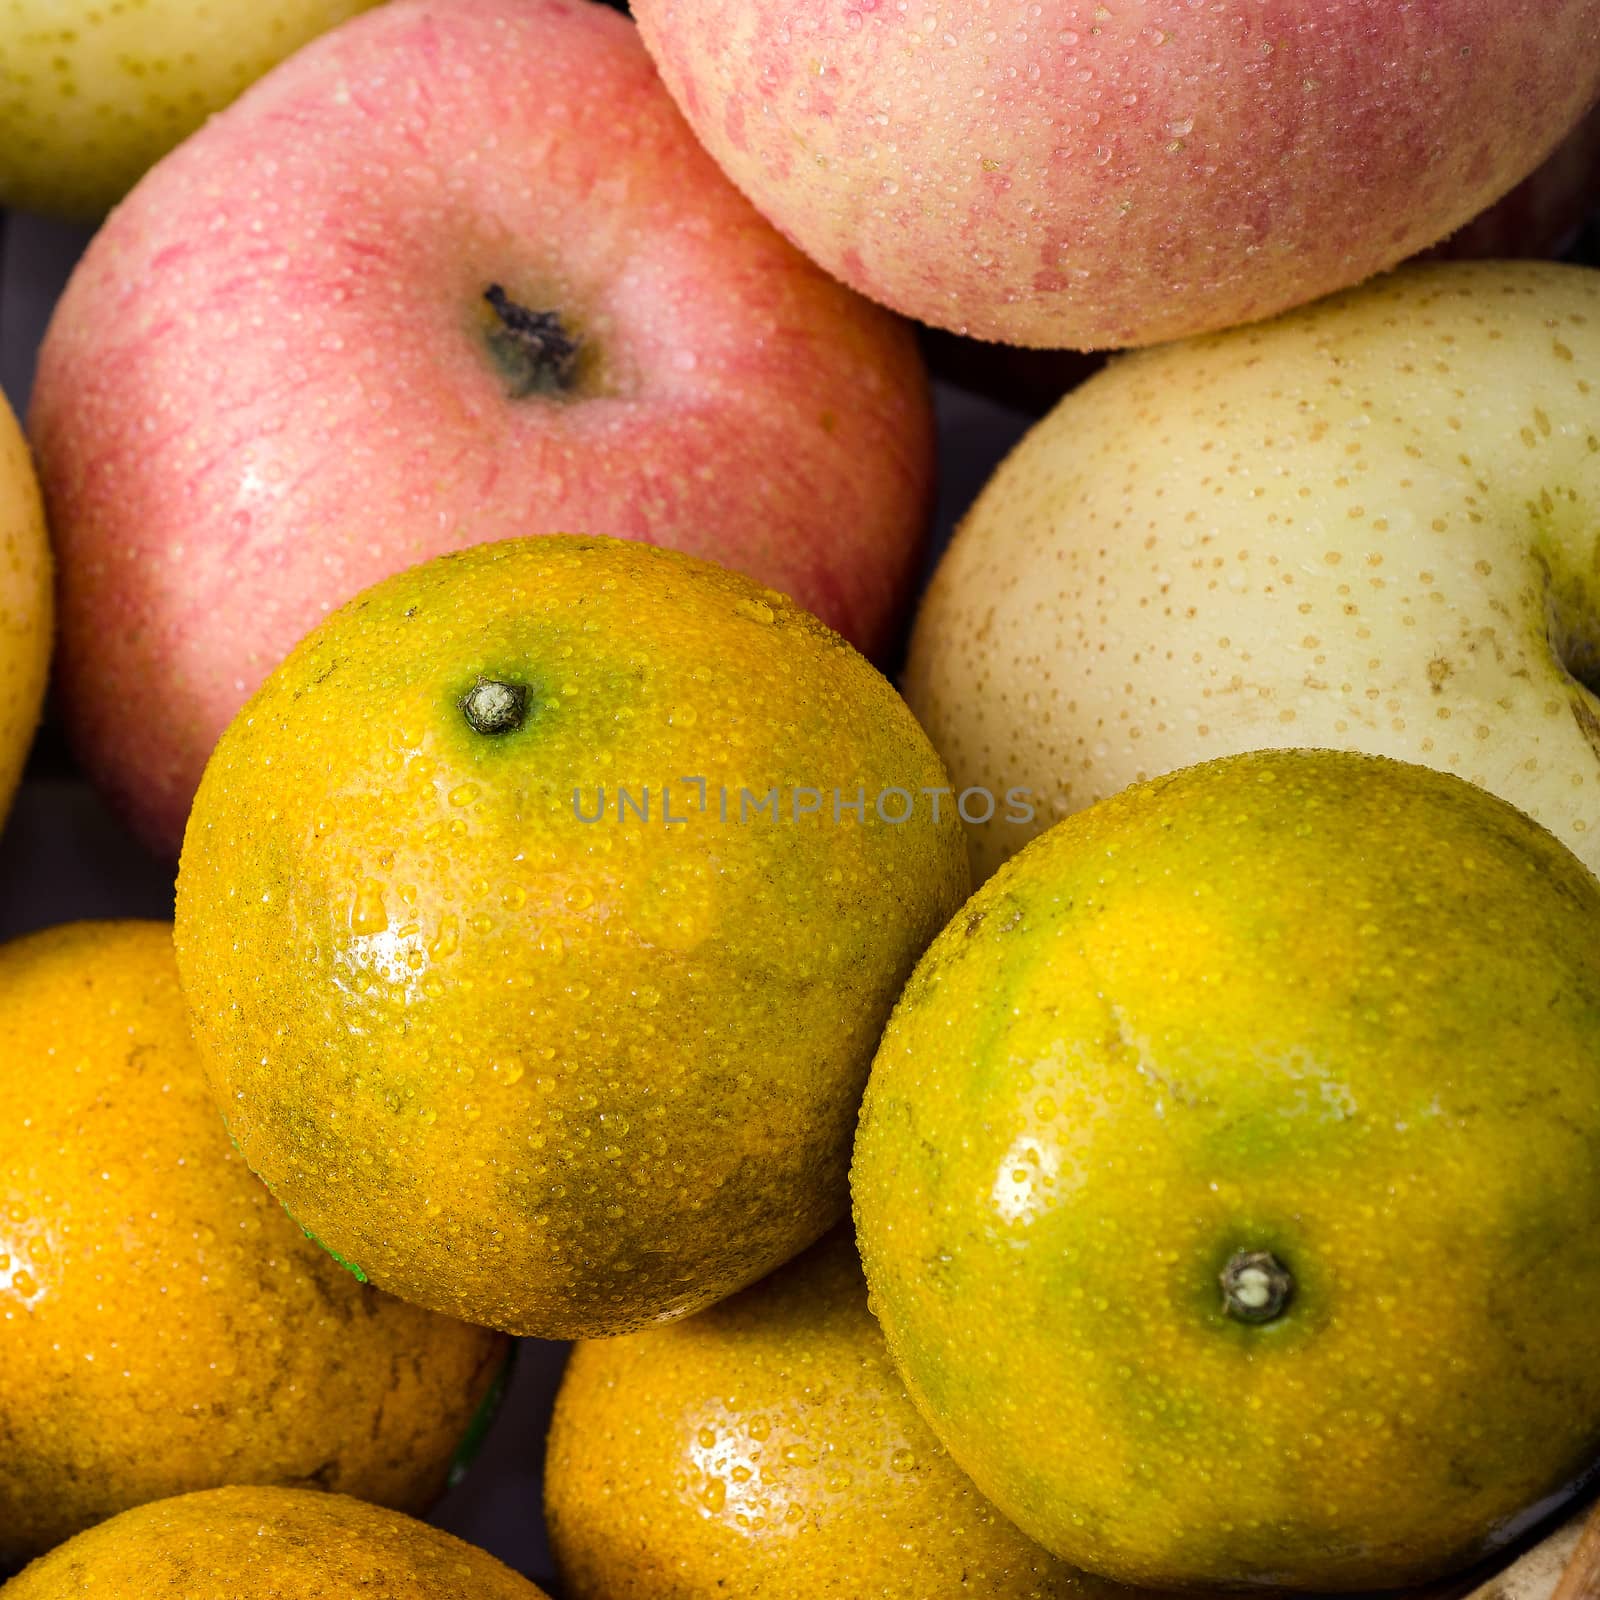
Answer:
[[1, 1485, 550, 1597], [546, 1228, 1140, 1600], [174, 535, 968, 1338], [0, 390, 50, 833], [852, 749, 1600, 1592], [0, 922, 508, 1568]]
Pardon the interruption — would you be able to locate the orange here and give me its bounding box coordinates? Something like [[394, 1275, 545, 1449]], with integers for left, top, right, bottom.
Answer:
[[2, 1485, 548, 1597], [0, 921, 507, 1566], [546, 1230, 1130, 1600], [175, 536, 968, 1337], [853, 750, 1600, 1590]]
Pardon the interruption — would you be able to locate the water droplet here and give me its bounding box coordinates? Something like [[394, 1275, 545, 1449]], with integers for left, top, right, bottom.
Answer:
[[351, 881, 388, 936]]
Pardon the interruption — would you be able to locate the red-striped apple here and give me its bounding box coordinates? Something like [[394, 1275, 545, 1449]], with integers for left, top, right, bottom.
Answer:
[[29, 0, 934, 859], [634, 0, 1600, 350]]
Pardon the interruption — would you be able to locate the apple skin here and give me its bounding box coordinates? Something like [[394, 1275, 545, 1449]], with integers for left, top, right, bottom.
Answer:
[[1431, 100, 1600, 261], [0, 0, 384, 221], [632, 0, 1600, 350], [29, 0, 935, 862], [906, 261, 1600, 883], [0, 392, 51, 837]]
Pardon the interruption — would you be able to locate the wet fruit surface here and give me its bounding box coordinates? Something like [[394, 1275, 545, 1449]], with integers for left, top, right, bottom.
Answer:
[[2, 1485, 551, 1597], [546, 1228, 1119, 1600], [175, 536, 969, 1338], [0, 0, 384, 219], [852, 749, 1600, 1591], [905, 263, 1600, 884], [0, 921, 508, 1567], [0, 391, 50, 840]]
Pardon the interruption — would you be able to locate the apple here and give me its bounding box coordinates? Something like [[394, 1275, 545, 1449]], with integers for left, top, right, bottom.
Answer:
[[873, 100, 1600, 422], [1431, 101, 1600, 262], [905, 261, 1600, 883], [0, 390, 52, 837], [632, 0, 1600, 351], [0, 0, 384, 221], [904, 96, 1600, 421], [29, 0, 935, 862]]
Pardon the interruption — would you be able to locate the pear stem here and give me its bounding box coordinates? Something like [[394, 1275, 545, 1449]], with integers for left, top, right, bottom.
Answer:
[[1552, 1496, 1600, 1600]]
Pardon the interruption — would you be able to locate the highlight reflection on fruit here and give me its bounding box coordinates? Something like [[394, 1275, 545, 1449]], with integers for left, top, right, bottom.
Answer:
[[853, 749, 1600, 1592], [174, 536, 969, 1340]]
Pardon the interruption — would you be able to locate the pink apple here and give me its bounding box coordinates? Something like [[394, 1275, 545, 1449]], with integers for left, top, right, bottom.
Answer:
[[30, 0, 934, 859], [632, 0, 1600, 350], [1431, 99, 1600, 260]]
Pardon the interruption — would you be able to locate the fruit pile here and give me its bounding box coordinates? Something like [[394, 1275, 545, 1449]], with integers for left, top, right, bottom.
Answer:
[[3, 2, 1600, 1596]]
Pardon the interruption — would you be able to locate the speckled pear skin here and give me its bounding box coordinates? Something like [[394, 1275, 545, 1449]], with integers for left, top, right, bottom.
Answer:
[[0, 922, 509, 1569], [633, 0, 1600, 350], [0, 0, 385, 220], [0, 392, 50, 839], [27, 0, 935, 863], [173, 535, 971, 1340], [546, 1228, 1166, 1600], [908, 261, 1600, 884], [852, 749, 1600, 1592], [1, 1486, 551, 1598]]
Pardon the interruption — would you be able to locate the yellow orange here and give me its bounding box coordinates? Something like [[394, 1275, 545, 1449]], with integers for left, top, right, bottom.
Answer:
[[0, 921, 507, 1567]]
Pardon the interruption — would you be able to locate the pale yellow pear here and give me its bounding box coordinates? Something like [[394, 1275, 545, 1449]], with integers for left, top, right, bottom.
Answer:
[[909, 262, 1600, 882], [0, 0, 383, 219], [0, 392, 50, 831]]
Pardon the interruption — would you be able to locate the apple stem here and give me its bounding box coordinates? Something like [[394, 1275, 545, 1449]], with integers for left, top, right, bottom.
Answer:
[[482, 285, 580, 397], [461, 678, 528, 736], [1220, 1249, 1294, 1324]]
